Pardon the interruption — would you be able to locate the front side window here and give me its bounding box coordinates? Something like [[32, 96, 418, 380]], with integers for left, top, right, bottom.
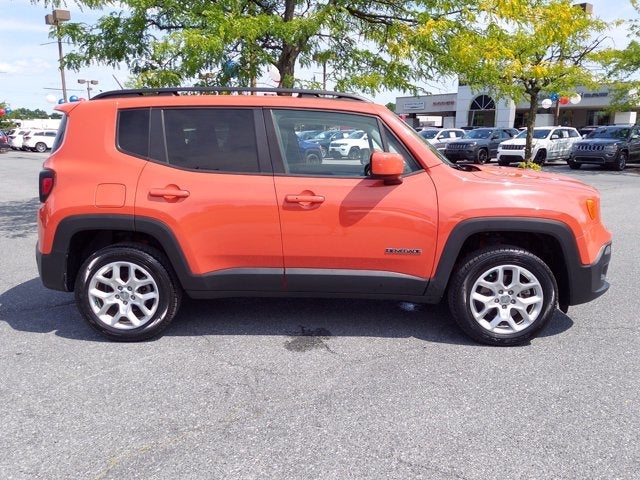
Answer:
[[270, 109, 420, 177]]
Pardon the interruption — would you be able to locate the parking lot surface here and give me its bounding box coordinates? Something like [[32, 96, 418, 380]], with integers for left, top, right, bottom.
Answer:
[[0, 150, 638, 479]]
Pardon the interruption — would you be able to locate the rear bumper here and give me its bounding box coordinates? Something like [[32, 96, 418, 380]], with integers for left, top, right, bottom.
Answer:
[[569, 242, 612, 305]]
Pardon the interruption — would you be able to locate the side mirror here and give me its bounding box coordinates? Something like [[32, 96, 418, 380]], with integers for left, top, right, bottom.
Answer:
[[551, 134, 559, 140], [370, 151, 404, 185]]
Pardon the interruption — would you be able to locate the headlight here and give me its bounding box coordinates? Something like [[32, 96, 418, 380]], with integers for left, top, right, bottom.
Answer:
[[604, 144, 619, 152], [467, 142, 477, 147]]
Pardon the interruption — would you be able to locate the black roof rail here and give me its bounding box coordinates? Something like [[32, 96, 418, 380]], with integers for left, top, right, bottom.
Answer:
[[91, 86, 371, 102]]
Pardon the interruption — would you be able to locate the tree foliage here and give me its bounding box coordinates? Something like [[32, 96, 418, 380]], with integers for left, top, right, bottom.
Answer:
[[39, 0, 481, 93], [424, 0, 610, 162], [596, 0, 640, 111]]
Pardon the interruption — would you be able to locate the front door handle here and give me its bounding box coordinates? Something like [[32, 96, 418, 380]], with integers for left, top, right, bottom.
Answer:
[[285, 194, 325, 205]]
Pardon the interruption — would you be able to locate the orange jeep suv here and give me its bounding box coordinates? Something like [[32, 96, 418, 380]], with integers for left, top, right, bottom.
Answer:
[[37, 87, 612, 345]]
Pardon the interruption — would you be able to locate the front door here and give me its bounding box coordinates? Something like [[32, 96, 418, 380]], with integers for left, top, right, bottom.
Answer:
[[268, 109, 438, 296]]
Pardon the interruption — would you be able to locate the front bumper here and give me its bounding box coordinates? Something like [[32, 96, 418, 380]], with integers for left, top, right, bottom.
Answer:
[[569, 242, 612, 305]]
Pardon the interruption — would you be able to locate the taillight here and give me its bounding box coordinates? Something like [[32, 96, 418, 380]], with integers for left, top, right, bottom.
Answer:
[[39, 169, 55, 202]]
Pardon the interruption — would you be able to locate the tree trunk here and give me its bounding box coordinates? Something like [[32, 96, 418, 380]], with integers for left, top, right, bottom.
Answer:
[[524, 92, 539, 162]]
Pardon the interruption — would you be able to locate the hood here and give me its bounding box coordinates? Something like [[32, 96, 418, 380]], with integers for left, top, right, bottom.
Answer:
[[577, 138, 624, 146], [470, 164, 596, 192]]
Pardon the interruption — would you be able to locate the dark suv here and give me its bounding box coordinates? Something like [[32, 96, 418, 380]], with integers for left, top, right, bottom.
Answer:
[[444, 127, 519, 164], [568, 125, 640, 171]]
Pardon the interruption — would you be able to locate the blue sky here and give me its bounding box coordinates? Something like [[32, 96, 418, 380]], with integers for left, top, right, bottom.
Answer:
[[0, 0, 638, 112]]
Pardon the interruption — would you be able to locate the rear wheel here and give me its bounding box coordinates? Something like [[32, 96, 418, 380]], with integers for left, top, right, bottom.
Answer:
[[448, 246, 557, 346], [35, 142, 48, 153], [75, 244, 182, 341]]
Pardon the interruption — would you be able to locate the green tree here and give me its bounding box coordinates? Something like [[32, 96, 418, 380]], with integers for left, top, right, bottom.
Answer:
[[597, 1, 640, 111], [40, 0, 481, 94], [426, 0, 610, 164]]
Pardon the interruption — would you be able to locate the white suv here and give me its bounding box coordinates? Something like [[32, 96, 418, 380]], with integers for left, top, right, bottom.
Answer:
[[419, 128, 466, 151], [8, 129, 30, 150], [497, 126, 581, 165], [328, 130, 382, 163], [22, 129, 58, 152]]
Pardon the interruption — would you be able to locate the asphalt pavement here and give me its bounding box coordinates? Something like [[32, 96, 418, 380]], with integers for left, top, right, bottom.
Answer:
[[0, 150, 638, 479]]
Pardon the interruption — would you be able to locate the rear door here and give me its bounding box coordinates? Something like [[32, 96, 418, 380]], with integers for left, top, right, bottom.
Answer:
[[268, 109, 438, 296], [133, 107, 284, 291]]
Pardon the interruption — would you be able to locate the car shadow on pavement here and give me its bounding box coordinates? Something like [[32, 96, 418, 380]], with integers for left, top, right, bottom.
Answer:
[[0, 279, 574, 346]]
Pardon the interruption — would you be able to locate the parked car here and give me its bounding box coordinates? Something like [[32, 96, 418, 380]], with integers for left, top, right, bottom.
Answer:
[[298, 138, 325, 164], [578, 125, 600, 138], [8, 129, 30, 150], [444, 127, 519, 164], [0, 130, 10, 151], [307, 129, 355, 156], [22, 129, 58, 152], [37, 86, 612, 346], [497, 126, 581, 166], [328, 130, 382, 163], [296, 130, 324, 141], [568, 124, 640, 171], [418, 128, 466, 151]]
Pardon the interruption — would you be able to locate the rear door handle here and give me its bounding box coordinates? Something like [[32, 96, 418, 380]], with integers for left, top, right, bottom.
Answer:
[[149, 187, 190, 199]]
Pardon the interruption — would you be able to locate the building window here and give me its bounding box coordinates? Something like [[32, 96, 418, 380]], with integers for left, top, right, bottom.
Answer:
[[468, 95, 496, 127], [587, 110, 611, 126]]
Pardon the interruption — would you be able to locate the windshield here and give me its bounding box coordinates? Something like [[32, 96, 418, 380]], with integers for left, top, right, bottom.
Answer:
[[516, 129, 552, 139], [347, 130, 366, 139], [419, 130, 438, 139], [589, 127, 630, 139], [464, 129, 492, 139]]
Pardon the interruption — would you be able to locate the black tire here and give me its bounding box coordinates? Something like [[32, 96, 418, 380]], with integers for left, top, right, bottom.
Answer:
[[567, 160, 581, 170], [611, 150, 627, 171], [533, 149, 547, 165], [475, 149, 489, 164], [35, 142, 48, 153], [75, 244, 182, 341], [447, 246, 558, 346], [304, 151, 322, 165], [359, 148, 371, 165], [348, 146, 360, 160]]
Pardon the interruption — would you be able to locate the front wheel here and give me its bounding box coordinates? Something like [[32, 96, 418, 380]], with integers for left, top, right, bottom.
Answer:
[[447, 247, 558, 346], [475, 149, 489, 164], [75, 244, 182, 341], [533, 149, 547, 165], [348, 146, 360, 160], [304, 151, 322, 165], [611, 150, 627, 171], [567, 160, 581, 170]]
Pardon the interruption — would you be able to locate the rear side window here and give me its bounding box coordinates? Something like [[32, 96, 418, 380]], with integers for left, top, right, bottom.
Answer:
[[51, 116, 67, 153], [118, 109, 150, 158], [162, 108, 260, 173]]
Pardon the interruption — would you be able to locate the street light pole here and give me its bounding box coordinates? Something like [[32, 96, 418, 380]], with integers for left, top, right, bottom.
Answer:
[[45, 9, 71, 103], [78, 79, 99, 99]]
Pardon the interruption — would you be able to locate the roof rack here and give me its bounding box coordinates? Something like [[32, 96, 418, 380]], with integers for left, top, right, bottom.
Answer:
[[91, 86, 371, 102]]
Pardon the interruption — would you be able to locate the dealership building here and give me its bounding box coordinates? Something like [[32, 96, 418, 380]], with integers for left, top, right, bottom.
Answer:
[[395, 84, 638, 130]]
